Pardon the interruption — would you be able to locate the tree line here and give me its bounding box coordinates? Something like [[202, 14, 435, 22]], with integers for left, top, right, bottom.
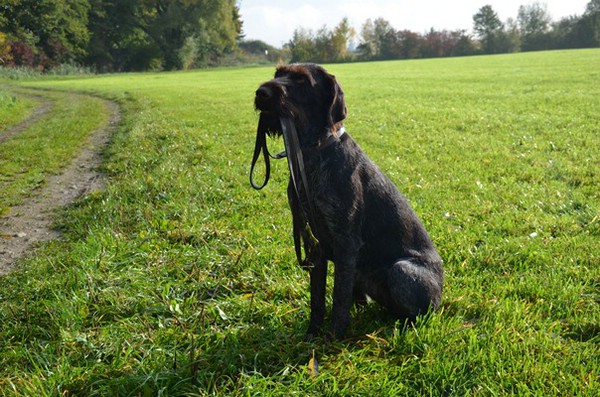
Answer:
[[0, 0, 242, 72], [1, 1, 599, 72], [287, 1, 600, 63]]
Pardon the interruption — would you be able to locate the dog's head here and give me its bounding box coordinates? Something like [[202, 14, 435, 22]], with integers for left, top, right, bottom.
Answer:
[[254, 63, 347, 140]]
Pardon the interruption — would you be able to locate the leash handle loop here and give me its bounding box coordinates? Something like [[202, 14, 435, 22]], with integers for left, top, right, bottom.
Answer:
[[250, 114, 289, 190], [250, 114, 272, 190]]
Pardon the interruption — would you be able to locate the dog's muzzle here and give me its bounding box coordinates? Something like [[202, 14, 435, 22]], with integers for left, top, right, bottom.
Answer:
[[254, 80, 288, 113]]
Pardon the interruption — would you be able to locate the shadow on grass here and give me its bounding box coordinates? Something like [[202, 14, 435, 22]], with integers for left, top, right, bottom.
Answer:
[[563, 322, 600, 343], [84, 304, 422, 395]]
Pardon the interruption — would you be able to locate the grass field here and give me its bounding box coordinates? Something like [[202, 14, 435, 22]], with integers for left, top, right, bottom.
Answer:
[[0, 49, 598, 395], [0, 89, 36, 133]]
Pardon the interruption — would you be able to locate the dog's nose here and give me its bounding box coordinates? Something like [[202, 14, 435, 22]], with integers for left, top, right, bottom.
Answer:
[[256, 86, 272, 100]]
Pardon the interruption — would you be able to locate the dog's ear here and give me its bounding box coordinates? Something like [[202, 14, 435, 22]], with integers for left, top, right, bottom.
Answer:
[[326, 73, 347, 125]]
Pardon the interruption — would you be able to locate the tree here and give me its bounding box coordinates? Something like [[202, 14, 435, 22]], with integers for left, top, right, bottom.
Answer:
[[85, 0, 140, 71], [580, 0, 600, 47], [140, 0, 241, 69], [396, 30, 423, 59], [357, 19, 378, 59], [287, 28, 316, 63], [422, 29, 446, 58], [287, 19, 355, 63], [504, 18, 522, 52], [0, 0, 91, 67], [313, 26, 334, 62], [448, 30, 478, 56], [0, 32, 12, 65], [473, 5, 505, 54], [85, 0, 242, 71], [517, 2, 552, 51], [357, 18, 397, 60], [330, 18, 355, 61], [552, 16, 581, 48], [546, 0, 599, 49], [418, 29, 477, 58], [585, 0, 600, 14]]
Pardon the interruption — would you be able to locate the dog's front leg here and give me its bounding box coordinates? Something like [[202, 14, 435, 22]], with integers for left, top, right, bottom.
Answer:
[[306, 260, 327, 337], [330, 257, 356, 339]]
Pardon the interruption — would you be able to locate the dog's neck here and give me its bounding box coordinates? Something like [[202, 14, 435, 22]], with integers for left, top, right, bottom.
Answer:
[[316, 125, 346, 151], [299, 124, 346, 154]]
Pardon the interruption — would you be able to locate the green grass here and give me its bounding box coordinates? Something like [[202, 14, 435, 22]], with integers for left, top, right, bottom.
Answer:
[[0, 89, 110, 215], [1, 49, 598, 395], [0, 88, 37, 134]]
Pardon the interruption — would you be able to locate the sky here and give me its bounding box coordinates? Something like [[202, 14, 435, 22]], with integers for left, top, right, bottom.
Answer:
[[238, 0, 591, 47]]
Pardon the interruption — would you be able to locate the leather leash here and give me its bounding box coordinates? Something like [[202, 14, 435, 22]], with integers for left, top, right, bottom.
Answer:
[[249, 113, 286, 190], [250, 115, 346, 265]]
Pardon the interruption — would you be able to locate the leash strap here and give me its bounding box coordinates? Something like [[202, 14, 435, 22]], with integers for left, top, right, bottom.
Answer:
[[249, 114, 270, 189], [280, 118, 319, 242], [250, 116, 346, 265], [250, 114, 286, 190]]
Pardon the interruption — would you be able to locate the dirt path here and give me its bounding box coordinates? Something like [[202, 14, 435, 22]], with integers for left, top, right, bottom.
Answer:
[[0, 91, 120, 275]]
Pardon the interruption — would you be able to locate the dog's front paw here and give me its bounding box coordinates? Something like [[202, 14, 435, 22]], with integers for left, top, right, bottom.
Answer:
[[303, 331, 318, 342], [329, 320, 350, 340], [305, 322, 322, 340]]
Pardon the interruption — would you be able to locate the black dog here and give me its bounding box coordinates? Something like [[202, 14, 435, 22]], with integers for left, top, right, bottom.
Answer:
[[251, 63, 443, 339]]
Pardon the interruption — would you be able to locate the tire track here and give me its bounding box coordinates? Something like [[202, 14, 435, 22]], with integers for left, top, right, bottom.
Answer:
[[0, 92, 120, 275]]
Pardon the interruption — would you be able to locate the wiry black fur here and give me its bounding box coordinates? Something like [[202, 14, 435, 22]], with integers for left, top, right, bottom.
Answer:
[[254, 63, 443, 339]]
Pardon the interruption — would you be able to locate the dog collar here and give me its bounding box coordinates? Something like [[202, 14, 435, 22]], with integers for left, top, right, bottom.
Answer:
[[310, 126, 347, 153]]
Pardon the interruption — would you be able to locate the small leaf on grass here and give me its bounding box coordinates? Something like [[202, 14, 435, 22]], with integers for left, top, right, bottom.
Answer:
[[216, 305, 228, 320]]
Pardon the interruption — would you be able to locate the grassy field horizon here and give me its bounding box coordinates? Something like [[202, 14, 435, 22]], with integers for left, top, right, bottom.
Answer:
[[0, 49, 598, 395]]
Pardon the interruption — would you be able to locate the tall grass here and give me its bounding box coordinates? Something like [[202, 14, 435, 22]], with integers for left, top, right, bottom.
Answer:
[[0, 64, 94, 81], [0, 66, 43, 81], [0, 49, 598, 395]]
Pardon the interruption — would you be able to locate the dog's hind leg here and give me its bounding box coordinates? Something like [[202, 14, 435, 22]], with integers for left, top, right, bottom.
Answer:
[[384, 258, 443, 320]]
